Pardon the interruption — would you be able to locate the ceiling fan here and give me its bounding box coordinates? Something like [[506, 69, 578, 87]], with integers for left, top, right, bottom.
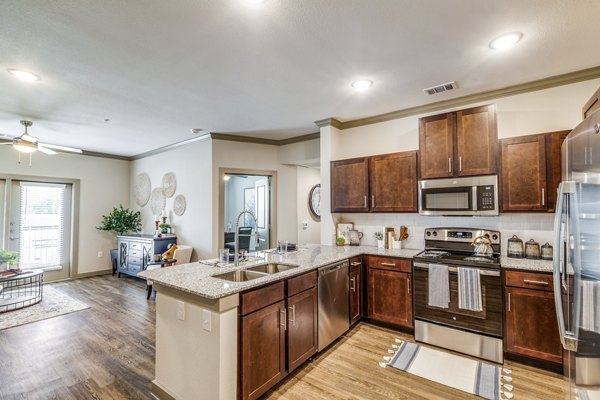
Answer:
[[0, 120, 83, 163]]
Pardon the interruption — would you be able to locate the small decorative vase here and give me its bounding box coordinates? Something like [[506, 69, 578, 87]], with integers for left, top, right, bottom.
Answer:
[[161, 228, 168, 234], [377, 240, 384, 249]]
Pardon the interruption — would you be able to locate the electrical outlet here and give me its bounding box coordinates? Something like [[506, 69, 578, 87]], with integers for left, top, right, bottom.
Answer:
[[177, 301, 185, 321], [202, 309, 211, 332], [97, 251, 103, 258]]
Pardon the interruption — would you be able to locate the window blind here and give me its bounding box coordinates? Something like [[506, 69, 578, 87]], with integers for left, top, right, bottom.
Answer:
[[18, 182, 66, 270]]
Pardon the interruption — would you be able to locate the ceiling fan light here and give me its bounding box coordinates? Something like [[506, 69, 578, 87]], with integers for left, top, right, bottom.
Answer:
[[20, 133, 38, 143], [7, 69, 40, 82], [13, 140, 37, 153]]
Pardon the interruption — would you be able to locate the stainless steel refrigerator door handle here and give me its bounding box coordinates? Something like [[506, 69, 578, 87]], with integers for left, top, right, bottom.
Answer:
[[541, 188, 545, 206], [9, 237, 19, 240], [448, 157, 452, 173], [289, 305, 296, 327]]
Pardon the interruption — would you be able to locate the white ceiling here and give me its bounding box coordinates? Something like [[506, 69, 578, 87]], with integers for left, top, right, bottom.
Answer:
[[1, 0, 599, 157]]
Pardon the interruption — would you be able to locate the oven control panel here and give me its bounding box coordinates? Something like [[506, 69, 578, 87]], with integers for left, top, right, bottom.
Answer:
[[476, 185, 496, 211], [424, 228, 501, 245]]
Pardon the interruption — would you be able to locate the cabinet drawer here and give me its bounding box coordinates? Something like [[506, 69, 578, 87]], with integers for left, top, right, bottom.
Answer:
[[129, 242, 143, 250], [349, 256, 362, 272], [287, 271, 317, 297], [505, 270, 553, 292], [368, 256, 411, 272], [129, 249, 142, 258], [127, 256, 142, 266], [241, 281, 285, 316]]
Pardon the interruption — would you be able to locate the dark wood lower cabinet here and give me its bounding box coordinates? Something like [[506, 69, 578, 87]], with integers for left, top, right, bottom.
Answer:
[[368, 268, 413, 329], [287, 287, 318, 372], [349, 269, 361, 325], [241, 300, 286, 400]]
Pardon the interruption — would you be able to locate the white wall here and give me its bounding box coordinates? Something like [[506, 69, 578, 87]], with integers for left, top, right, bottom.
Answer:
[[0, 147, 130, 275], [130, 138, 213, 260], [320, 79, 600, 249], [296, 167, 321, 244]]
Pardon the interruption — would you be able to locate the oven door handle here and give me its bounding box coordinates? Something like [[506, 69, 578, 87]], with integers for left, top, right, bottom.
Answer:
[[413, 263, 500, 276]]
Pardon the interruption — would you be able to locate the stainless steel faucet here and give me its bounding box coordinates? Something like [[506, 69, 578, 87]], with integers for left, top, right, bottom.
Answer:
[[234, 210, 260, 267]]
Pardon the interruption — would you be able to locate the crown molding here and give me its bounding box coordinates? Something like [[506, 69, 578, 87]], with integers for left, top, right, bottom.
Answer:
[[130, 133, 212, 160], [323, 65, 600, 130], [314, 118, 343, 129]]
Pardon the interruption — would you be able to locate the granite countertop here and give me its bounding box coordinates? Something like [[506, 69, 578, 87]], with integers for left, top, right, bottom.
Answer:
[[500, 256, 554, 273], [138, 244, 421, 300]]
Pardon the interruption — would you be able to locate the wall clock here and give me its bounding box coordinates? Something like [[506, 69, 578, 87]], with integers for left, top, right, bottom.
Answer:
[[308, 184, 321, 221]]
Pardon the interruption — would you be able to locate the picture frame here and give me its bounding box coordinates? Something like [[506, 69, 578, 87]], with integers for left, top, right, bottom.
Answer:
[[336, 222, 354, 245]]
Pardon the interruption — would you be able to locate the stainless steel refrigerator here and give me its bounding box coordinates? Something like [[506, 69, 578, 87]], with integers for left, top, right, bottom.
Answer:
[[554, 108, 600, 399]]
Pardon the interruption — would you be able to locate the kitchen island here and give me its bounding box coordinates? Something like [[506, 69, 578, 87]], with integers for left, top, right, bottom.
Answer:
[[139, 244, 419, 400]]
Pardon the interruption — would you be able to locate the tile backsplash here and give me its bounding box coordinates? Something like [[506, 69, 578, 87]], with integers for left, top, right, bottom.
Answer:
[[333, 213, 555, 255]]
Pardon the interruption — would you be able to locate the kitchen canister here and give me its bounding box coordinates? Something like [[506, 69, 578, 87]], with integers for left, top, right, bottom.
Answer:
[[525, 238, 541, 259], [541, 242, 554, 260], [507, 235, 524, 258]]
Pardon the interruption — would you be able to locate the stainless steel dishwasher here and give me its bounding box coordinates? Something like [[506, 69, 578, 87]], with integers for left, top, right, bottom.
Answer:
[[318, 260, 350, 351]]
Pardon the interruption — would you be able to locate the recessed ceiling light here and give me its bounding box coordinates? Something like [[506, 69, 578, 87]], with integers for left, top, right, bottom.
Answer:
[[7, 68, 40, 82], [191, 128, 203, 134], [351, 79, 373, 90], [489, 32, 523, 50], [247, 0, 267, 3]]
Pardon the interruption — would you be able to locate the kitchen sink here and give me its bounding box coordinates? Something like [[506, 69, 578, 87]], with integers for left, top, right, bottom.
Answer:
[[245, 263, 300, 274], [212, 270, 268, 282]]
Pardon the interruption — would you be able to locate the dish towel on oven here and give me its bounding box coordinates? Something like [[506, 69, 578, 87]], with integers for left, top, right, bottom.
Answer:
[[582, 279, 600, 334], [458, 267, 483, 312], [428, 264, 450, 309]]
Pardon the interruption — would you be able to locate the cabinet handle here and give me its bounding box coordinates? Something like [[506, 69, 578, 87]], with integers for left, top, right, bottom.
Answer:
[[448, 157, 452, 173], [381, 262, 397, 267], [523, 279, 549, 286], [281, 308, 287, 330], [508, 292, 511, 312], [289, 305, 296, 327], [350, 277, 356, 292], [350, 262, 361, 266], [407, 278, 411, 294], [459, 156, 462, 172], [371, 195, 375, 208], [541, 188, 545, 206], [364, 196, 367, 208]]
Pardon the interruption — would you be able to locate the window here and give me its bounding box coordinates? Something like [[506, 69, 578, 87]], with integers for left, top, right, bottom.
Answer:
[[18, 182, 67, 270]]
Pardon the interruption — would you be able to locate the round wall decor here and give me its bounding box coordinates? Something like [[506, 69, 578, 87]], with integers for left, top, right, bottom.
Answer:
[[173, 194, 187, 216], [308, 184, 321, 221], [134, 172, 151, 207], [162, 172, 177, 198], [150, 187, 166, 215]]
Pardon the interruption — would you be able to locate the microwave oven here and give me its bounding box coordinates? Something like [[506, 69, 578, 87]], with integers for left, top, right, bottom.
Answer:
[[418, 175, 499, 216]]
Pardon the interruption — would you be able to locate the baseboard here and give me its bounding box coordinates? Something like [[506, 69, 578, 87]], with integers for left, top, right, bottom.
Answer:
[[75, 269, 112, 279], [150, 381, 177, 400], [504, 352, 563, 373]]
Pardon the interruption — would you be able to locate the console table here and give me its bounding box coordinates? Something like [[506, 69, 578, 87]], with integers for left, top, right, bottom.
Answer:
[[117, 234, 177, 278], [0, 270, 43, 313]]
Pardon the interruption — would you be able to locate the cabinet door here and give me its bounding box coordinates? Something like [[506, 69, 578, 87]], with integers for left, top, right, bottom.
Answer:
[[368, 269, 412, 328], [583, 86, 600, 119], [370, 151, 418, 212], [331, 158, 370, 212], [505, 287, 562, 364], [456, 105, 498, 176], [287, 287, 318, 372], [118, 240, 128, 273], [241, 301, 286, 400], [349, 269, 361, 325], [545, 130, 570, 212], [419, 113, 455, 179], [500, 134, 548, 211]]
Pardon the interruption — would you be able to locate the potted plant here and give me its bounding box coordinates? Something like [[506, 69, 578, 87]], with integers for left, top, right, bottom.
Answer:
[[0, 250, 18, 272], [159, 223, 171, 234], [374, 231, 384, 248], [97, 205, 142, 236], [336, 236, 346, 246]]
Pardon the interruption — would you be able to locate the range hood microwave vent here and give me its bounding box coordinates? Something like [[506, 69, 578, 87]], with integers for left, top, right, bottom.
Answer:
[[423, 81, 458, 96]]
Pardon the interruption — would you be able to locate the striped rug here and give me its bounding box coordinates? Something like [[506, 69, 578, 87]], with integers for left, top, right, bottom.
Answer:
[[380, 340, 514, 400]]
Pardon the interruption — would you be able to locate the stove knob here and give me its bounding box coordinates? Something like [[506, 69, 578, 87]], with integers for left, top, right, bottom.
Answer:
[[432, 231, 437, 237], [426, 231, 431, 237], [492, 234, 498, 241]]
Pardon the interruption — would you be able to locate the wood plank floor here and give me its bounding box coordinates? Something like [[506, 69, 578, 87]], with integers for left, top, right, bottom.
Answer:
[[0, 275, 570, 399]]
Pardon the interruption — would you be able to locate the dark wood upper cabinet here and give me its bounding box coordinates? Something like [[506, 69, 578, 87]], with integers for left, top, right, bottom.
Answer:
[[331, 157, 370, 212], [504, 271, 562, 367], [419, 105, 498, 179], [287, 286, 318, 373], [241, 300, 286, 400], [583, 86, 600, 119], [456, 105, 498, 177], [370, 151, 418, 212], [500, 130, 568, 212], [331, 151, 417, 213], [419, 112, 455, 179]]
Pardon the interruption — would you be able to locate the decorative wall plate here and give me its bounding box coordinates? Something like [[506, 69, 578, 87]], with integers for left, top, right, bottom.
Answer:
[[134, 172, 151, 207], [308, 184, 321, 221], [162, 172, 177, 198], [173, 194, 187, 216], [150, 187, 166, 215]]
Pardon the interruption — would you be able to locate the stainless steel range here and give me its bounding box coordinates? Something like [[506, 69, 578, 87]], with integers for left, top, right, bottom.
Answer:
[[413, 227, 503, 363]]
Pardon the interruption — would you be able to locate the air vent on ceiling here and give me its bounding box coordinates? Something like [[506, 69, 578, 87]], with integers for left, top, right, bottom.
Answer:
[[423, 81, 459, 96]]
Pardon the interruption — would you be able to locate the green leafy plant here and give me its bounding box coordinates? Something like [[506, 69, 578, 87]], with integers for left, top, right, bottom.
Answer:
[[0, 250, 18, 266], [336, 236, 346, 246], [374, 231, 384, 240], [97, 205, 142, 235], [159, 223, 171, 233]]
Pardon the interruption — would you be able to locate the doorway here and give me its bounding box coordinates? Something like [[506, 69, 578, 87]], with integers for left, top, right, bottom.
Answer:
[[3, 178, 73, 281], [222, 172, 273, 251]]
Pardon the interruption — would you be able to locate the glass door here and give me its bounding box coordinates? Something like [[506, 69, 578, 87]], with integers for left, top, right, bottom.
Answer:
[[8, 180, 72, 281]]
